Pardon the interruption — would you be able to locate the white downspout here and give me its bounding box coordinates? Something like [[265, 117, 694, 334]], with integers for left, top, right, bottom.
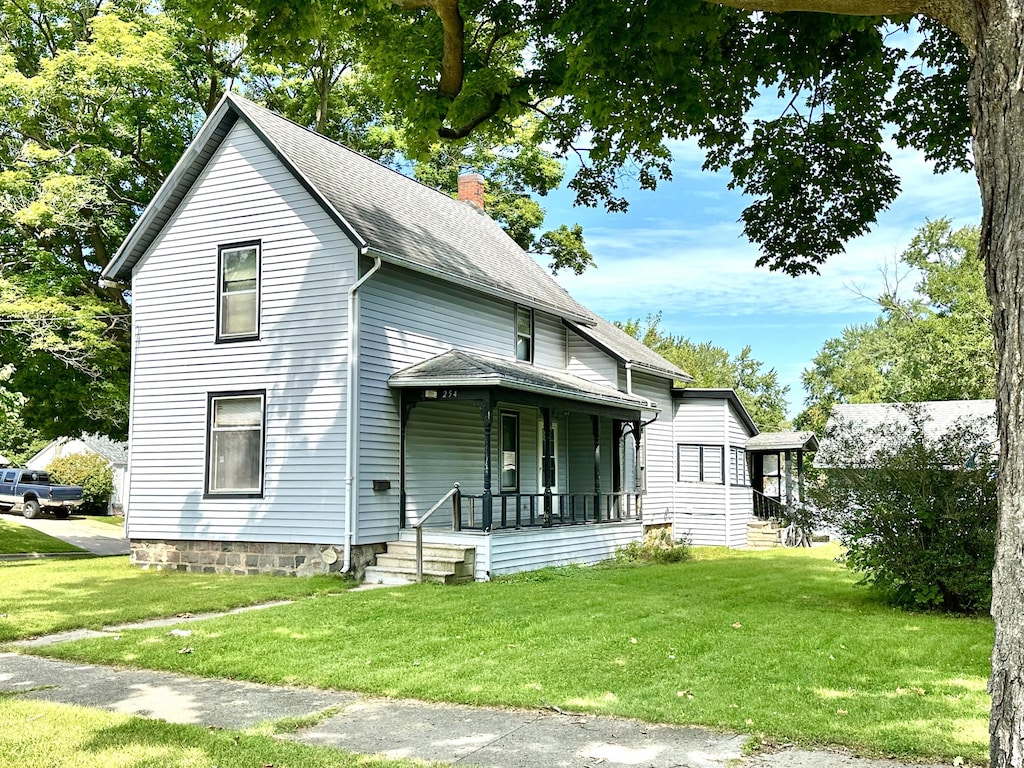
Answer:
[[343, 251, 382, 574], [723, 399, 732, 547], [625, 362, 633, 396]]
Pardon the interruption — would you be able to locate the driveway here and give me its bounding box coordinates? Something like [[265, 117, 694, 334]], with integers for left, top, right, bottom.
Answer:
[[8, 513, 129, 556]]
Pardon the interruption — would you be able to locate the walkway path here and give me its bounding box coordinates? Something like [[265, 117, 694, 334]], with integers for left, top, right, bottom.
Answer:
[[7, 514, 129, 556], [1, 611, 949, 768]]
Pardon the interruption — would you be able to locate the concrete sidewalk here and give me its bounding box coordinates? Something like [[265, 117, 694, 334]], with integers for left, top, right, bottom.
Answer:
[[0, 649, 948, 768], [6, 513, 129, 556]]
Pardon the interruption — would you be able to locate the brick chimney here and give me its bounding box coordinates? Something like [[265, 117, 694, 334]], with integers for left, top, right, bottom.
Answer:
[[457, 172, 486, 210]]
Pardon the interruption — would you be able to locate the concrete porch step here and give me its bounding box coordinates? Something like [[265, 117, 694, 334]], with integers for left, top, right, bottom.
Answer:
[[362, 541, 476, 586]]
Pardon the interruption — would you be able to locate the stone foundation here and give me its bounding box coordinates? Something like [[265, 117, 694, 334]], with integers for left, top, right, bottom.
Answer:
[[130, 539, 385, 579]]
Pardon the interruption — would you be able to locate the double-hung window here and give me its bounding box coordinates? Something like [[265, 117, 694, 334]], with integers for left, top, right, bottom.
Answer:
[[515, 306, 533, 363], [500, 411, 520, 492], [218, 242, 260, 341], [677, 444, 724, 484], [206, 392, 265, 496], [730, 447, 749, 486]]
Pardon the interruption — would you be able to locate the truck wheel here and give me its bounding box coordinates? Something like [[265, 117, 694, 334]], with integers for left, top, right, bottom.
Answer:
[[22, 499, 41, 519], [54, 509, 70, 519]]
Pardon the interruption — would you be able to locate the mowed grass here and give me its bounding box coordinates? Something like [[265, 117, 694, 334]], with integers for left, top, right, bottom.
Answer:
[[0, 557, 351, 642], [30, 545, 993, 763], [0, 697, 440, 768], [0, 516, 85, 555]]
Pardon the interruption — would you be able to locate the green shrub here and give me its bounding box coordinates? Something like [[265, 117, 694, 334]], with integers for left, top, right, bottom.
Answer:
[[46, 452, 114, 515], [615, 527, 691, 564], [809, 404, 996, 613]]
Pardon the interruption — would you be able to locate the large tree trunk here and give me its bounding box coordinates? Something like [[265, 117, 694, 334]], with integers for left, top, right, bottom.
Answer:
[[972, 2, 1024, 765]]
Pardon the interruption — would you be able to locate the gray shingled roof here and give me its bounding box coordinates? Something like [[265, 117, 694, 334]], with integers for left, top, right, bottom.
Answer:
[[106, 93, 593, 324], [745, 431, 818, 452], [389, 350, 659, 411], [568, 316, 692, 381], [80, 433, 128, 464], [815, 400, 996, 467]]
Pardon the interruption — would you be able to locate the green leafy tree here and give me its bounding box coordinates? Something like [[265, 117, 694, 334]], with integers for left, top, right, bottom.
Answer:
[[797, 220, 993, 434], [0, 5, 198, 438], [619, 314, 789, 431]]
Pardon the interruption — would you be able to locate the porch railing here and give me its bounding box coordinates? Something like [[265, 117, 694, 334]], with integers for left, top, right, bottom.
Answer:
[[752, 488, 786, 520], [447, 490, 642, 531], [413, 483, 461, 582]]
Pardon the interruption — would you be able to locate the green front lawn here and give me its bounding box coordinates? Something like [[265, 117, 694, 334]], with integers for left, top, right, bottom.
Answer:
[[0, 517, 85, 555], [0, 697, 440, 768], [25, 545, 993, 764], [0, 557, 351, 642]]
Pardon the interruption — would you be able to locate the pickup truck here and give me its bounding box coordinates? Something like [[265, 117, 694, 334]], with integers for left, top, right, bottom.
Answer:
[[0, 468, 84, 519]]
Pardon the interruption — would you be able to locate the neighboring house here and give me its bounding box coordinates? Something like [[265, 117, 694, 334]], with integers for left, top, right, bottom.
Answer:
[[27, 434, 128, 514], [0, 454, 8, 468], [815, 400, 996, 468], [670, 389, 759, 548], [101, 93, 697, 580]]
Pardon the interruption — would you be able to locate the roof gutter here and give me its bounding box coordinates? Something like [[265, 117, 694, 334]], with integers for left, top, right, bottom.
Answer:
[[343, 250, 382, 575]]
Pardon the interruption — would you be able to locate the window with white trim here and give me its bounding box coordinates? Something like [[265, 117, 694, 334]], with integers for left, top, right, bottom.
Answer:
[[677, 444, 725, 484], [515, 305, 533, 363], [730, 447, 749, 486], [206, 392, 265, 495], [500, 411, 520, 492], [218, 242, 260, 341]]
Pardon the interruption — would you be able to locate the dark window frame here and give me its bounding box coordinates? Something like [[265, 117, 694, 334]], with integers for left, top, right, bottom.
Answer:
[[677, 443, 725, 485], [499, 410, 520, 493], [204, 389, 267, 498], [514, 305, 534, 363], [216, 240, 262, 343], [730, 447, 750, 486]]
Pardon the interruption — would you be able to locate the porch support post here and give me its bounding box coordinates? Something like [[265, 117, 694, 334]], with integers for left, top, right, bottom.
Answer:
[[797, 450, 805, 503], [542, 407, 553, 526], [481, 391, 493, 531], [592, 415, 601, 521], [784, 450, 794, 510], [399, 393, 414, 529], [634, 419, 644, 517]]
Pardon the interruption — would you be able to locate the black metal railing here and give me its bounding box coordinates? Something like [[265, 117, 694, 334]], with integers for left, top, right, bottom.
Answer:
[[752, 488, 786, 520], [443, 490, 642, 531]]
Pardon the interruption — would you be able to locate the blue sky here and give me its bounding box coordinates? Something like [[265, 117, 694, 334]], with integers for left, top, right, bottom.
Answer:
[[539, 138, 983, 420]]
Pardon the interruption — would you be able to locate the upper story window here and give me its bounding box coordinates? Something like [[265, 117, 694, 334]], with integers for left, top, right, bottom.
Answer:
[[218, 241, 260, 341], [515, 305, 533, 363], [206, 391, 265, 496]]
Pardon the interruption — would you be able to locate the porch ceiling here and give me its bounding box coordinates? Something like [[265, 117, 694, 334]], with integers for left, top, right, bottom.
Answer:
[[389, 350, 659, 412]]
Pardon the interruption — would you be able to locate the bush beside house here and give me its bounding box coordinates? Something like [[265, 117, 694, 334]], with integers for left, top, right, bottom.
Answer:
[[46, 452, 116, 516], [812, 401, 996, 613]]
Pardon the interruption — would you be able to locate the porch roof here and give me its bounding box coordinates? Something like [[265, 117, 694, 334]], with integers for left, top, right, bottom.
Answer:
[[389, 350, 660, 411], [745, 431, 819, 453]]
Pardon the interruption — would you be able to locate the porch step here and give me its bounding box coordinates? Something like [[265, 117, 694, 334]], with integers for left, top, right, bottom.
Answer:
[[747, 519, 782, 550], [362, 542, 476, 586]]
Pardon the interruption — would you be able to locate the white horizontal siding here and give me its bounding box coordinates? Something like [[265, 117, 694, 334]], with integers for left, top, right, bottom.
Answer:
[[489, 522, 642, 575], [566, 329, 619, 388], [631, 372, 673, 523], [357, 267, 517, 542], [534, 311, 566, 369], [673, 398, 728, 444], [126, 119, 356, 545]]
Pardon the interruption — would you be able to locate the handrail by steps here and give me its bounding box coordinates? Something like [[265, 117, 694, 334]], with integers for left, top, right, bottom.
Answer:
[[413, 482, 461, 583]]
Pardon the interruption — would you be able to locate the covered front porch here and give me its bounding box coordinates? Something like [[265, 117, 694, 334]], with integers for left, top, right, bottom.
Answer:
[[385, 350, 657, 577]]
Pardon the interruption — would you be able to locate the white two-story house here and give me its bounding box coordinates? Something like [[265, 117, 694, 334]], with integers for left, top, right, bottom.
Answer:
[[103, 93, 704, 580]]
